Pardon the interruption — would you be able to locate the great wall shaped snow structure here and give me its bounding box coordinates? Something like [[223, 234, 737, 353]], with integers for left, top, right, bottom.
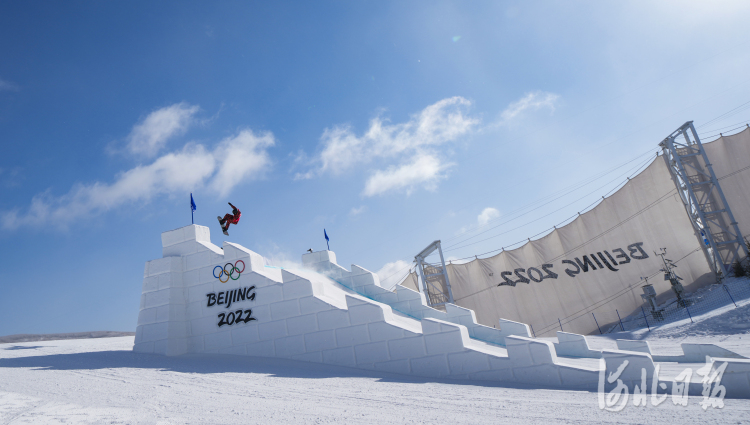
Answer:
[[134, 225, 750, 398]]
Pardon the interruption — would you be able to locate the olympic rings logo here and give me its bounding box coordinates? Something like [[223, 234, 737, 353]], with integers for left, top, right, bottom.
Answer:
[[213, 260, 245, 283]]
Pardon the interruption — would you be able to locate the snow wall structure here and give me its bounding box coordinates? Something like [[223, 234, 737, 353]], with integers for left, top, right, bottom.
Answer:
[[133, 224, 750, 397], [401, 128, 750, 337]]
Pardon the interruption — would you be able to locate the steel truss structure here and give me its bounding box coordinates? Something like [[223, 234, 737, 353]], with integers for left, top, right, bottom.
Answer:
[[660, 121, 749, 277], [414, 240, 454, 308]]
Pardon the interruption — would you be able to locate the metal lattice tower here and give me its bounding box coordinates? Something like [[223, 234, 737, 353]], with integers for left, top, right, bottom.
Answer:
[[415, 240, 454, 309], [659, 121, 749, 277]]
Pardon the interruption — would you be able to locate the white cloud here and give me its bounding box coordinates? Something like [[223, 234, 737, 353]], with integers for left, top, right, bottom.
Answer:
[[363, 154, 450, 197], [209, 130, 275, 197], [499, 91, 559, 123], [1, 129, 274, 230], [477, 207, 501, 226], [377, 260, 411, 290], [299, 97, 478, 195], [315, 125, 365, 176], [126, 103, 200, 157], [456, 207, 501, 235], [349, 205, 367, 216], [0, 77, 19, 92]]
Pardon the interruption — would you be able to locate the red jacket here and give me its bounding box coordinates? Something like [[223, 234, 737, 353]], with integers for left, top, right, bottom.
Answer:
[[229, 208, 241, 224]]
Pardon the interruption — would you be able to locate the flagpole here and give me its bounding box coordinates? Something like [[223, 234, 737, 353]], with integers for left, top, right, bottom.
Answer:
[[190, 193, 195, 225]]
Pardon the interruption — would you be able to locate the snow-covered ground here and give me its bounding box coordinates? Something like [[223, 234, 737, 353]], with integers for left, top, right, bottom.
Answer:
[[598, 291, 750, 354], [610, 276, 750, 333], [4, 279, 750, 424], [0, 332, 134, 345], [0, 335, 749, 424]]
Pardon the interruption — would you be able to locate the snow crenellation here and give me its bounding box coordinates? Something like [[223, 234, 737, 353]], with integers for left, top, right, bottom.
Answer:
[[133, 225, 750, 398]]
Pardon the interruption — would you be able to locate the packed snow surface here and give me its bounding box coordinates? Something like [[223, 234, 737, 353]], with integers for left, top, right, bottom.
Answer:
[[1, 335, 749, 424], [0, 332, 134, 345], [4, 285, 750, 423], [609, 276, 750, 333]]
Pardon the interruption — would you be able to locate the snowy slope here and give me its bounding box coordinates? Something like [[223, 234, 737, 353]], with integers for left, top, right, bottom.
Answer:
[[0, 332, 134, 344], [592, 285, 750, 355], [609, 276, 750, 334], [1, 336, 750, 424]]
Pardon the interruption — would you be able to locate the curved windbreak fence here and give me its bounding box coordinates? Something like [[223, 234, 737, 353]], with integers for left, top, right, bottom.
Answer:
[[703, 128, 750, 243], [404, 156, 715, 336]]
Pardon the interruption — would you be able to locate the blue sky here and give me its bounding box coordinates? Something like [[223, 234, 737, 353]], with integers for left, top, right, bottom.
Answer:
[[2, 1, 750, 336]]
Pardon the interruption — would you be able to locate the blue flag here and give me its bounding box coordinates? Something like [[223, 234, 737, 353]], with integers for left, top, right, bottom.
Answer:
[[324, 229, 330, 250], [190, 193, 196, 225]]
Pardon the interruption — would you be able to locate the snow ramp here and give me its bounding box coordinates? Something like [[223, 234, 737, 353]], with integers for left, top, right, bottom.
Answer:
[[133, 225, 750, 397]]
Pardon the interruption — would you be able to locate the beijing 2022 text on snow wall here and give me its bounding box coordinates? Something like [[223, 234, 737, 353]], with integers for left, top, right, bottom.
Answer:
[[404, 157, 715, 336], [132, 226, 614, 389], [403, 128, 750, 336], [133, 224, 750, 396]]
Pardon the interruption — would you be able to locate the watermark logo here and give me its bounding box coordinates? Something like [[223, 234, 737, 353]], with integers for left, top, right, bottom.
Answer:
[[598, 356, 727, 411], [697, 359, 729, 410]]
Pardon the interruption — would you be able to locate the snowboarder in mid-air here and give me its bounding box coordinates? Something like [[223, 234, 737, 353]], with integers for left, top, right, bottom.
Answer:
[[218, 202, 241, 236]]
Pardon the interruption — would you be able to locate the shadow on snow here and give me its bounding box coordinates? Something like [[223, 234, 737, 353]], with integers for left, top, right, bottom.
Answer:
[[0, 349, 574, 392]]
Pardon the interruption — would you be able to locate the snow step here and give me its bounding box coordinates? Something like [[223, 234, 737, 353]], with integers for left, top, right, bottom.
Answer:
[[616, 338, 747, 363], [133, 228, 750, 398], [304, 251, 533, 347], [554, 332, 602, 359]]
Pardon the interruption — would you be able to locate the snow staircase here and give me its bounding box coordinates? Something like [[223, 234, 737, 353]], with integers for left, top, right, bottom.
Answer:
[[554, 332, 603, 359], [615, 339, 747, 363], [302, 250, 532, 346], [133, 225, 750, 397]]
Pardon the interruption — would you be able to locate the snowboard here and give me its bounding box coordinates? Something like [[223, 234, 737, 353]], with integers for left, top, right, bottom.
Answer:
[[217, 216, 228, 235]]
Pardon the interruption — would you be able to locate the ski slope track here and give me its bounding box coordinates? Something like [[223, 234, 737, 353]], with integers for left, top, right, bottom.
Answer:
[[130, 225, 750, 398], [5, 337, 750, 424]]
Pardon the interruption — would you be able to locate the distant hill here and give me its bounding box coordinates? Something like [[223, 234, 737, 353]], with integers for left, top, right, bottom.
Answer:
[[0, 331, 135, 344]]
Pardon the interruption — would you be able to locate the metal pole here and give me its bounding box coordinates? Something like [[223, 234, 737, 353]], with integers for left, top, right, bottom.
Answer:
[[592, 313, 602, 334], [641, 306, 651, 331], [415, 256, 427, 296], [436, 243, 454, 304], [558, 318, 563, 332], [724, 285, 738, 308], [662, 149, 719, 274], [664, 135, 726, 276], [616, 309, 624, 331], [529, 324, 536, 338], [685, 304, 694, 323], [689, 123, 750, 261], [413, 241, 452, 308], [661, 122, 749, 276]]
